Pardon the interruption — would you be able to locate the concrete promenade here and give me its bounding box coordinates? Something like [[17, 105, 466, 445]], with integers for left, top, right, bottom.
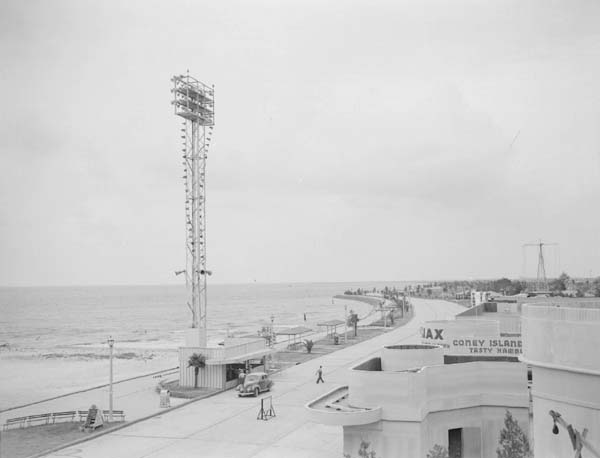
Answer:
[[42, 298, 463, 458]]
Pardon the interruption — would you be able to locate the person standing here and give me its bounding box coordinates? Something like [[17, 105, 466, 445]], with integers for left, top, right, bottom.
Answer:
[[316, 365, 324, 384]]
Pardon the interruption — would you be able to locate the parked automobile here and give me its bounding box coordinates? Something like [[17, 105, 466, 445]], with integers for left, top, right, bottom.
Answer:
[[237, 372, 273, 397]]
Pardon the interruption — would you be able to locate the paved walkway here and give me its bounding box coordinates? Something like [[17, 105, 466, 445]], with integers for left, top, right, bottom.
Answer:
[[41, 298, 463, 458]]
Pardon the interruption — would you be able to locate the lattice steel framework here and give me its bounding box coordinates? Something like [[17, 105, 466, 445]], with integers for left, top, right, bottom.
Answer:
[[523, 240, 558, 292], [171, 73, 214, 345]]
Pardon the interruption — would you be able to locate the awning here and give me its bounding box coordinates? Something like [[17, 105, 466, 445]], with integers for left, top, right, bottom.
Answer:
[[205, 347, 275, 365], [317, 319, 345, 336], [275, 326, 312, 336]]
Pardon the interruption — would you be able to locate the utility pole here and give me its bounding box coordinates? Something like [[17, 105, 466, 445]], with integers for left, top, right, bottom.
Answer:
[[270, 315, 275, 348], [107, 336, 114, 422], [344, 305, 348, 344]]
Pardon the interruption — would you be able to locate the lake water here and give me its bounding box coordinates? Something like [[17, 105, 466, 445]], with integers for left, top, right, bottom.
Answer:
[[0, 281, 411, 351]]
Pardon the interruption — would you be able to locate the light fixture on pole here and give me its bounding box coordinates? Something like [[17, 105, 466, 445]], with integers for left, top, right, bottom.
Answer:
[[171, 72, 214, 348], [344, 305, 348, 344], [107, 336, 114, 422], [270, 315, 275, 347]]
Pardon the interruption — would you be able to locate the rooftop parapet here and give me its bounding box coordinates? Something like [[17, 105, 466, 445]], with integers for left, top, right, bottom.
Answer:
[[381, 344, 443, 372], [307, 359, 528, 424], [521, 303, 600, 374]]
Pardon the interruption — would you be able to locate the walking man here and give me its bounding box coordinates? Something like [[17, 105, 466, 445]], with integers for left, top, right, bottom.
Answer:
[[316, 365, 324, 384]]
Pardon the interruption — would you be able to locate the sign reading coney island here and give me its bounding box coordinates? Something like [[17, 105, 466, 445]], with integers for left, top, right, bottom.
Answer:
[[420, 325, 522, 355]]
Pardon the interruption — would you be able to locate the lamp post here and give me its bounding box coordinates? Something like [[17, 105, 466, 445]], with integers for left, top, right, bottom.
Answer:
[[107, 336, 114, 422], [270, 315, 275, 347], [344, 305, 348, 344]]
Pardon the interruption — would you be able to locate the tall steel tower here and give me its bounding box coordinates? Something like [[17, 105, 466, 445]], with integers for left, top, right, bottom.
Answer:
[[523, 240, 558, 292], [171, 72, 214, 347]]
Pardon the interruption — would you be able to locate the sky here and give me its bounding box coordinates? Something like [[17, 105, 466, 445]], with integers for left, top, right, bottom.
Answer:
[[0, 0, 599, 286]]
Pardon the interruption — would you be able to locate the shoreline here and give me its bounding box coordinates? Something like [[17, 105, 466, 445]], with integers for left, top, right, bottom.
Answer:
[[1, 297, 418, 458], [1, 294, 377, 411]]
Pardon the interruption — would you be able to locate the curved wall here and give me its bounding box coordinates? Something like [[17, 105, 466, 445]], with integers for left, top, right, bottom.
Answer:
[[522, 304, 600, 374], [349, 360, 528, 421], [381, 345, 443, 372]]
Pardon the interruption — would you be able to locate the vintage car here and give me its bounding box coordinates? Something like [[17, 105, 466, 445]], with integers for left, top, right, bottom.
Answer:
[[237, 372, 273, 397]]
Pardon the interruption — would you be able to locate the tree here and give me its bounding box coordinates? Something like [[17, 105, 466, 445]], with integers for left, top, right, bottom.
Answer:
[[593, 277, 600, 297], [343, 439, 377, 458], [506, 280, 524, 296], [187, 353, 206, 389], [549, 272, 570, 293], [303, 339, 314, 353], [497, 410, 532, 458], [427, 444, 449, 458], [347, 310, 360, 337]]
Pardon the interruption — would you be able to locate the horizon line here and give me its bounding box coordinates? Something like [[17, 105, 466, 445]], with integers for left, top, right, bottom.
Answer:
[[0, 276, 562, 289]]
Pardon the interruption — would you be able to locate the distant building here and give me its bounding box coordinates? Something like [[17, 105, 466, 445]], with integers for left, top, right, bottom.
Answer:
[[470, 290, 492, 307], [425, 285, 445, 298]]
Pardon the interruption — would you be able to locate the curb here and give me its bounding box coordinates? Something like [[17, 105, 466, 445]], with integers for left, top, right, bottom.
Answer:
[[25, 387, 223, 458], [0, 367, 179, 414]]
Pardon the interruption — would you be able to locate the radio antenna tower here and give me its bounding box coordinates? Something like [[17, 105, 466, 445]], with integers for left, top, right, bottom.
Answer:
[[171, 72, 214, 347], [522, 240, 558, 292]]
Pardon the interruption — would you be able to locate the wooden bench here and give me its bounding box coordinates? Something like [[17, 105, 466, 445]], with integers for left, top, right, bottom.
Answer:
[[102, 410, 125, 421], [3, 416, 28, 431]]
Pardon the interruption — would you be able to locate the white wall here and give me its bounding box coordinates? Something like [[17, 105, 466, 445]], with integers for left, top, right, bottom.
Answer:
[[342, 405, 530, 458], [344, 421, 421, 458], [349, 359, 528, 422], [522, 304, 600, 458], [380, 345, 443, 372], [422, 406, 529, 458]]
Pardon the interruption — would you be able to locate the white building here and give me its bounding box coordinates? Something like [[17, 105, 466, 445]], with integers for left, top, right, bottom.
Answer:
[[521, 302, 600, 458], [420, 318, 522, 360], [306, 344, 529, 458], [470, 290, 492, 307], [179, 337, 274, 390]]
